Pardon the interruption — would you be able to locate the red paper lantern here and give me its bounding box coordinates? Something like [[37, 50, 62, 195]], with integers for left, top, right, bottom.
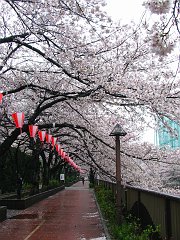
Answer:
[[46, 133, 52, 144], [68, 157, 73, 164], [65, 155, 70, 162], [28, 125, 38, 138], [76, 165, 80, 171], [68, 157, 73, 165], [38, 130, 46, 142], [0, 93, 3, 104], [60, 149, 66, 159], [59, 149, 64, 157], [55, 144, 60, 153], [51, 137, 57, 148], [63, 151, 66, 159], [70, 161, 75, 167], [12, 112, 25, 130], [72, 163, 76, 168]]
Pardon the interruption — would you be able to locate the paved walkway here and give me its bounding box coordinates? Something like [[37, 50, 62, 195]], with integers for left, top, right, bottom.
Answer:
[[0, 181, 107, 240]]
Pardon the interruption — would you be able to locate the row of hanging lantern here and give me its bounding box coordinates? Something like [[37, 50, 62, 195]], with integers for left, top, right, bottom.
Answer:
[[55, 144, 81, 172], [0, 96, 83, 173], [10, 111, 82, 173]]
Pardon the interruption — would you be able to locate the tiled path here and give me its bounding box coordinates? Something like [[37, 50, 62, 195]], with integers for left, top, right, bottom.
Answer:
[[0, 181, 107, 240]]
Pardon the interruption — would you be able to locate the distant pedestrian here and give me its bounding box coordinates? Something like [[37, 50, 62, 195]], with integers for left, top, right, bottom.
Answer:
[[81, 177, 85, 185]]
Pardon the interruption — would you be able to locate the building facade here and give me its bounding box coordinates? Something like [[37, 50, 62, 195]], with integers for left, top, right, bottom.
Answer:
[[155, 118, 180, 148]]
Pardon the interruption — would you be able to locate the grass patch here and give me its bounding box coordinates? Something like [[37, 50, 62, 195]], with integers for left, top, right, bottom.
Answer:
[[95, 185, 160, 240]]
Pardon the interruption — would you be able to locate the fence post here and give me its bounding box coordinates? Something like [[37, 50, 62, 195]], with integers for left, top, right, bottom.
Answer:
[[137, 191, 141, 219], [165, 198, 172, 240], [125, 188, 128, 212]]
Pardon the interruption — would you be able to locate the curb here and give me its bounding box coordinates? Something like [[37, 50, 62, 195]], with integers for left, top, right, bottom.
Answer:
[[93, 190, 112, 240]]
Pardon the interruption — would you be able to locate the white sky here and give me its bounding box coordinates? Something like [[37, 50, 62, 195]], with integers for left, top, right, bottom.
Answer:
[[105, 0, 145, 23]]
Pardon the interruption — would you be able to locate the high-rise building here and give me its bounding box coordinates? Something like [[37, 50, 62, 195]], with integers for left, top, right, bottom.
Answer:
[[155, 117, 180, 148]]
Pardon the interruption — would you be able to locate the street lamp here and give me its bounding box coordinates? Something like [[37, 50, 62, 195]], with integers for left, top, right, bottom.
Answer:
[[110, 123, 127, 224]]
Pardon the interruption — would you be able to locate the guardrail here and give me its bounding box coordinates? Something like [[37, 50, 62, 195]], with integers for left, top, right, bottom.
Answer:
[[96, 179, 180, 240]]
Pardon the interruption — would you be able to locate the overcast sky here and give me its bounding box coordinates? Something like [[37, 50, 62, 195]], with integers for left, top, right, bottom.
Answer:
[[105, 0, 145, 23]]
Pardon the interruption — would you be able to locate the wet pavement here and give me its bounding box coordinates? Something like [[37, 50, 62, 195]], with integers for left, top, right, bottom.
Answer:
[[0, 181, 107, 240]]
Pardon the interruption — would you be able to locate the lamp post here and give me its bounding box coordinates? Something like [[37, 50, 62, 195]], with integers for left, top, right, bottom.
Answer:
[[110, 123, 127, 225]]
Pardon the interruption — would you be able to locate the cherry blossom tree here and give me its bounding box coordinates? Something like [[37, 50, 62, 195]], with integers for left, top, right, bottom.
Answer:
[[0, 0, 180, 194], [143, 0, 179, 56]]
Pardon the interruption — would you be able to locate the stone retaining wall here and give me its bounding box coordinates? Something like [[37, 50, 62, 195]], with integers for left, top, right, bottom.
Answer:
[[0, 206, 7, 221], [0, 186, 65, 210]]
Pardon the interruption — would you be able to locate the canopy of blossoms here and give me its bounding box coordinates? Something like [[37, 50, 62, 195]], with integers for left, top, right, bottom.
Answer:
[[0, 0, 179, 195]]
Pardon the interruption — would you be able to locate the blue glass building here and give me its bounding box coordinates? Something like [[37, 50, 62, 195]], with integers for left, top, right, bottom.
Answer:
[[155, 117, 180, 148]]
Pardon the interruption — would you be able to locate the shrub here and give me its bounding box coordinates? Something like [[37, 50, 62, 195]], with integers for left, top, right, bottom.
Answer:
[[48, 179, 60, 188], [89, 183, 94, 188], [23, 183, 33, 191]]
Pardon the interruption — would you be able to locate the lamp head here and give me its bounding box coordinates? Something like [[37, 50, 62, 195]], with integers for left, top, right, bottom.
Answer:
[[110, 123, 127, 137]]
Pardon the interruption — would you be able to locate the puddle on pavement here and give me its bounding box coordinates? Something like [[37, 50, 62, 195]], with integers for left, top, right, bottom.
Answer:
[[80, 237, 106, 240], [91, 238, 107, 240], [82, 211, 99, 218]]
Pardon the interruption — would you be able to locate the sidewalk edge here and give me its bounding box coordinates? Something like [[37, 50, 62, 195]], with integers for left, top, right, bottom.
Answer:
[[92, 190, 112, 240]]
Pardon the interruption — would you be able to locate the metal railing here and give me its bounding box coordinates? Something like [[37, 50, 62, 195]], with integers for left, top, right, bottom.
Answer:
[[96, 179, 180, 240]]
